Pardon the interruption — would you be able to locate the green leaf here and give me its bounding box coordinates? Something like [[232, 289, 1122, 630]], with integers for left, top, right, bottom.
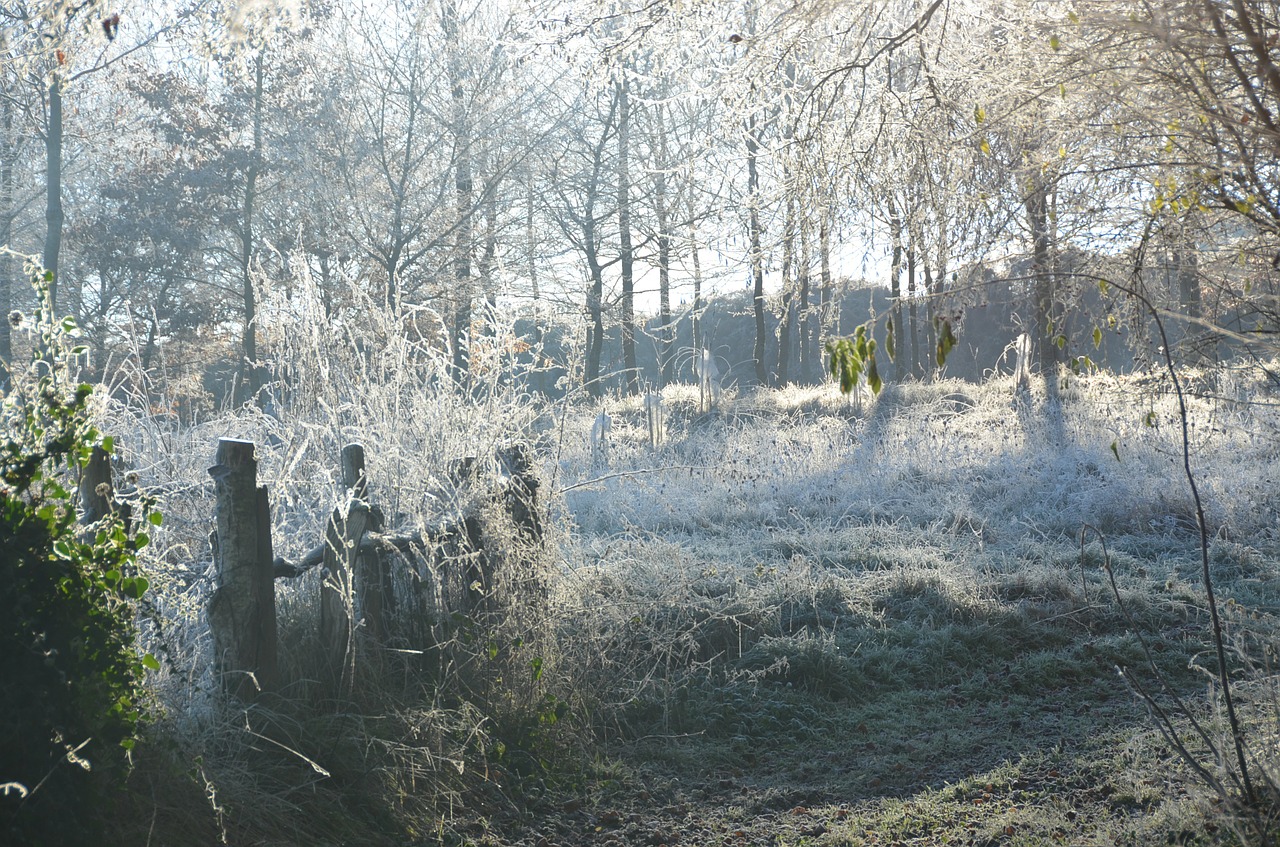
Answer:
[[1050, 34, 1061, 50], [1055, 334, 1067, 350], [1068, 10, 1080, 24], [531, 656, 544, 682], [1110, 440, 1121, 462], [60, 315, 77, 333], [975, 105, 986, 124], [935, 318, 957, 367], [142, 653, 161, 672], [102, 436, 115, 454], [980, 137, 990, 155], [1092, 326, 1103, 349], [134, 532, 150, 550], [148, 512, 163, 527], [867, 356, 882, 396], [1144, 411, 1157, 427], [885, 321, 896, 363]]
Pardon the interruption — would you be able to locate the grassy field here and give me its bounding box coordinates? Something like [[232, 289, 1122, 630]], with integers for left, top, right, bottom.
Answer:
[[91, 349, 1280, 845], [521, 371, 1280, 847]]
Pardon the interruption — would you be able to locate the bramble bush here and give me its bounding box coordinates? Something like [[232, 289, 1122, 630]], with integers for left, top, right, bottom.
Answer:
[[0, 276, 158, 846]]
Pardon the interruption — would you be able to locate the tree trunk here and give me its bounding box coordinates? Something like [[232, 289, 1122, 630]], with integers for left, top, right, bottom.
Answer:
[[526, 164, 545, 393], [652, 104, 673, 386], [907, 246, 921, 379], [445, 0, 473, 384], [819, 209, 834, 362], [616, 77, 638, 395], [235, 54, 265, 407], [690, 219, 703, 359], [1026, 176, 1060, 372], [43, 73, 63, 312], [923, 266, 937, 378], [747, 113, 768, 386], [888, 197, 905, 381], [478, 155, 498, 347], [778, 191, 796, 385], [1175, 237, 1201, 320], [798, 215, 814, 382], [583, 219, 605, 399]]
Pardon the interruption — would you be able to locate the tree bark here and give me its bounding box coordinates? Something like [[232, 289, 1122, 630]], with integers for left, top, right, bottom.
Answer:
[[690, 218, 703, 358], [478, 152, 498, 347], [819, 209, 834, 363], [907, 246, 921, 379], [526, 164, 545, 393], [747, 113, 768, 386], [798, 215, 814, 382], [1026, 175, 1060, 372], [778, 190, 796, 385], [616, 77, 638, 395], [652, 104, 673, 386], [445, 0, 473, 384], [235, 54, 265, 407], [582, 183, 606, 398], [888, 196, 905, 380], [43, 74, 62, 312]]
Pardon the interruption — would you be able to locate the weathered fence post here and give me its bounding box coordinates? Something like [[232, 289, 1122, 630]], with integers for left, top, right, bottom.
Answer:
[[320, 444, 372, 699], [644, 392, 665, 449], [208, 438, 277, 701], [498, 444, 543, 546], [590, 410, 611, 470], [343, 443, 392, 645]]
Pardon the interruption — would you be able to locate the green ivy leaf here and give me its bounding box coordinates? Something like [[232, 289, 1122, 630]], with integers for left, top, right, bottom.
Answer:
[[1092, 326, 1102, 349], [142, 653, 161, 672]]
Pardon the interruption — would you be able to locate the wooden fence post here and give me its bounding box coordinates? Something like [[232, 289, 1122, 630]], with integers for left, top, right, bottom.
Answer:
[[208, 438, 277, 700], [343, 444, 392, 645], [320, 444, 373, 698]]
